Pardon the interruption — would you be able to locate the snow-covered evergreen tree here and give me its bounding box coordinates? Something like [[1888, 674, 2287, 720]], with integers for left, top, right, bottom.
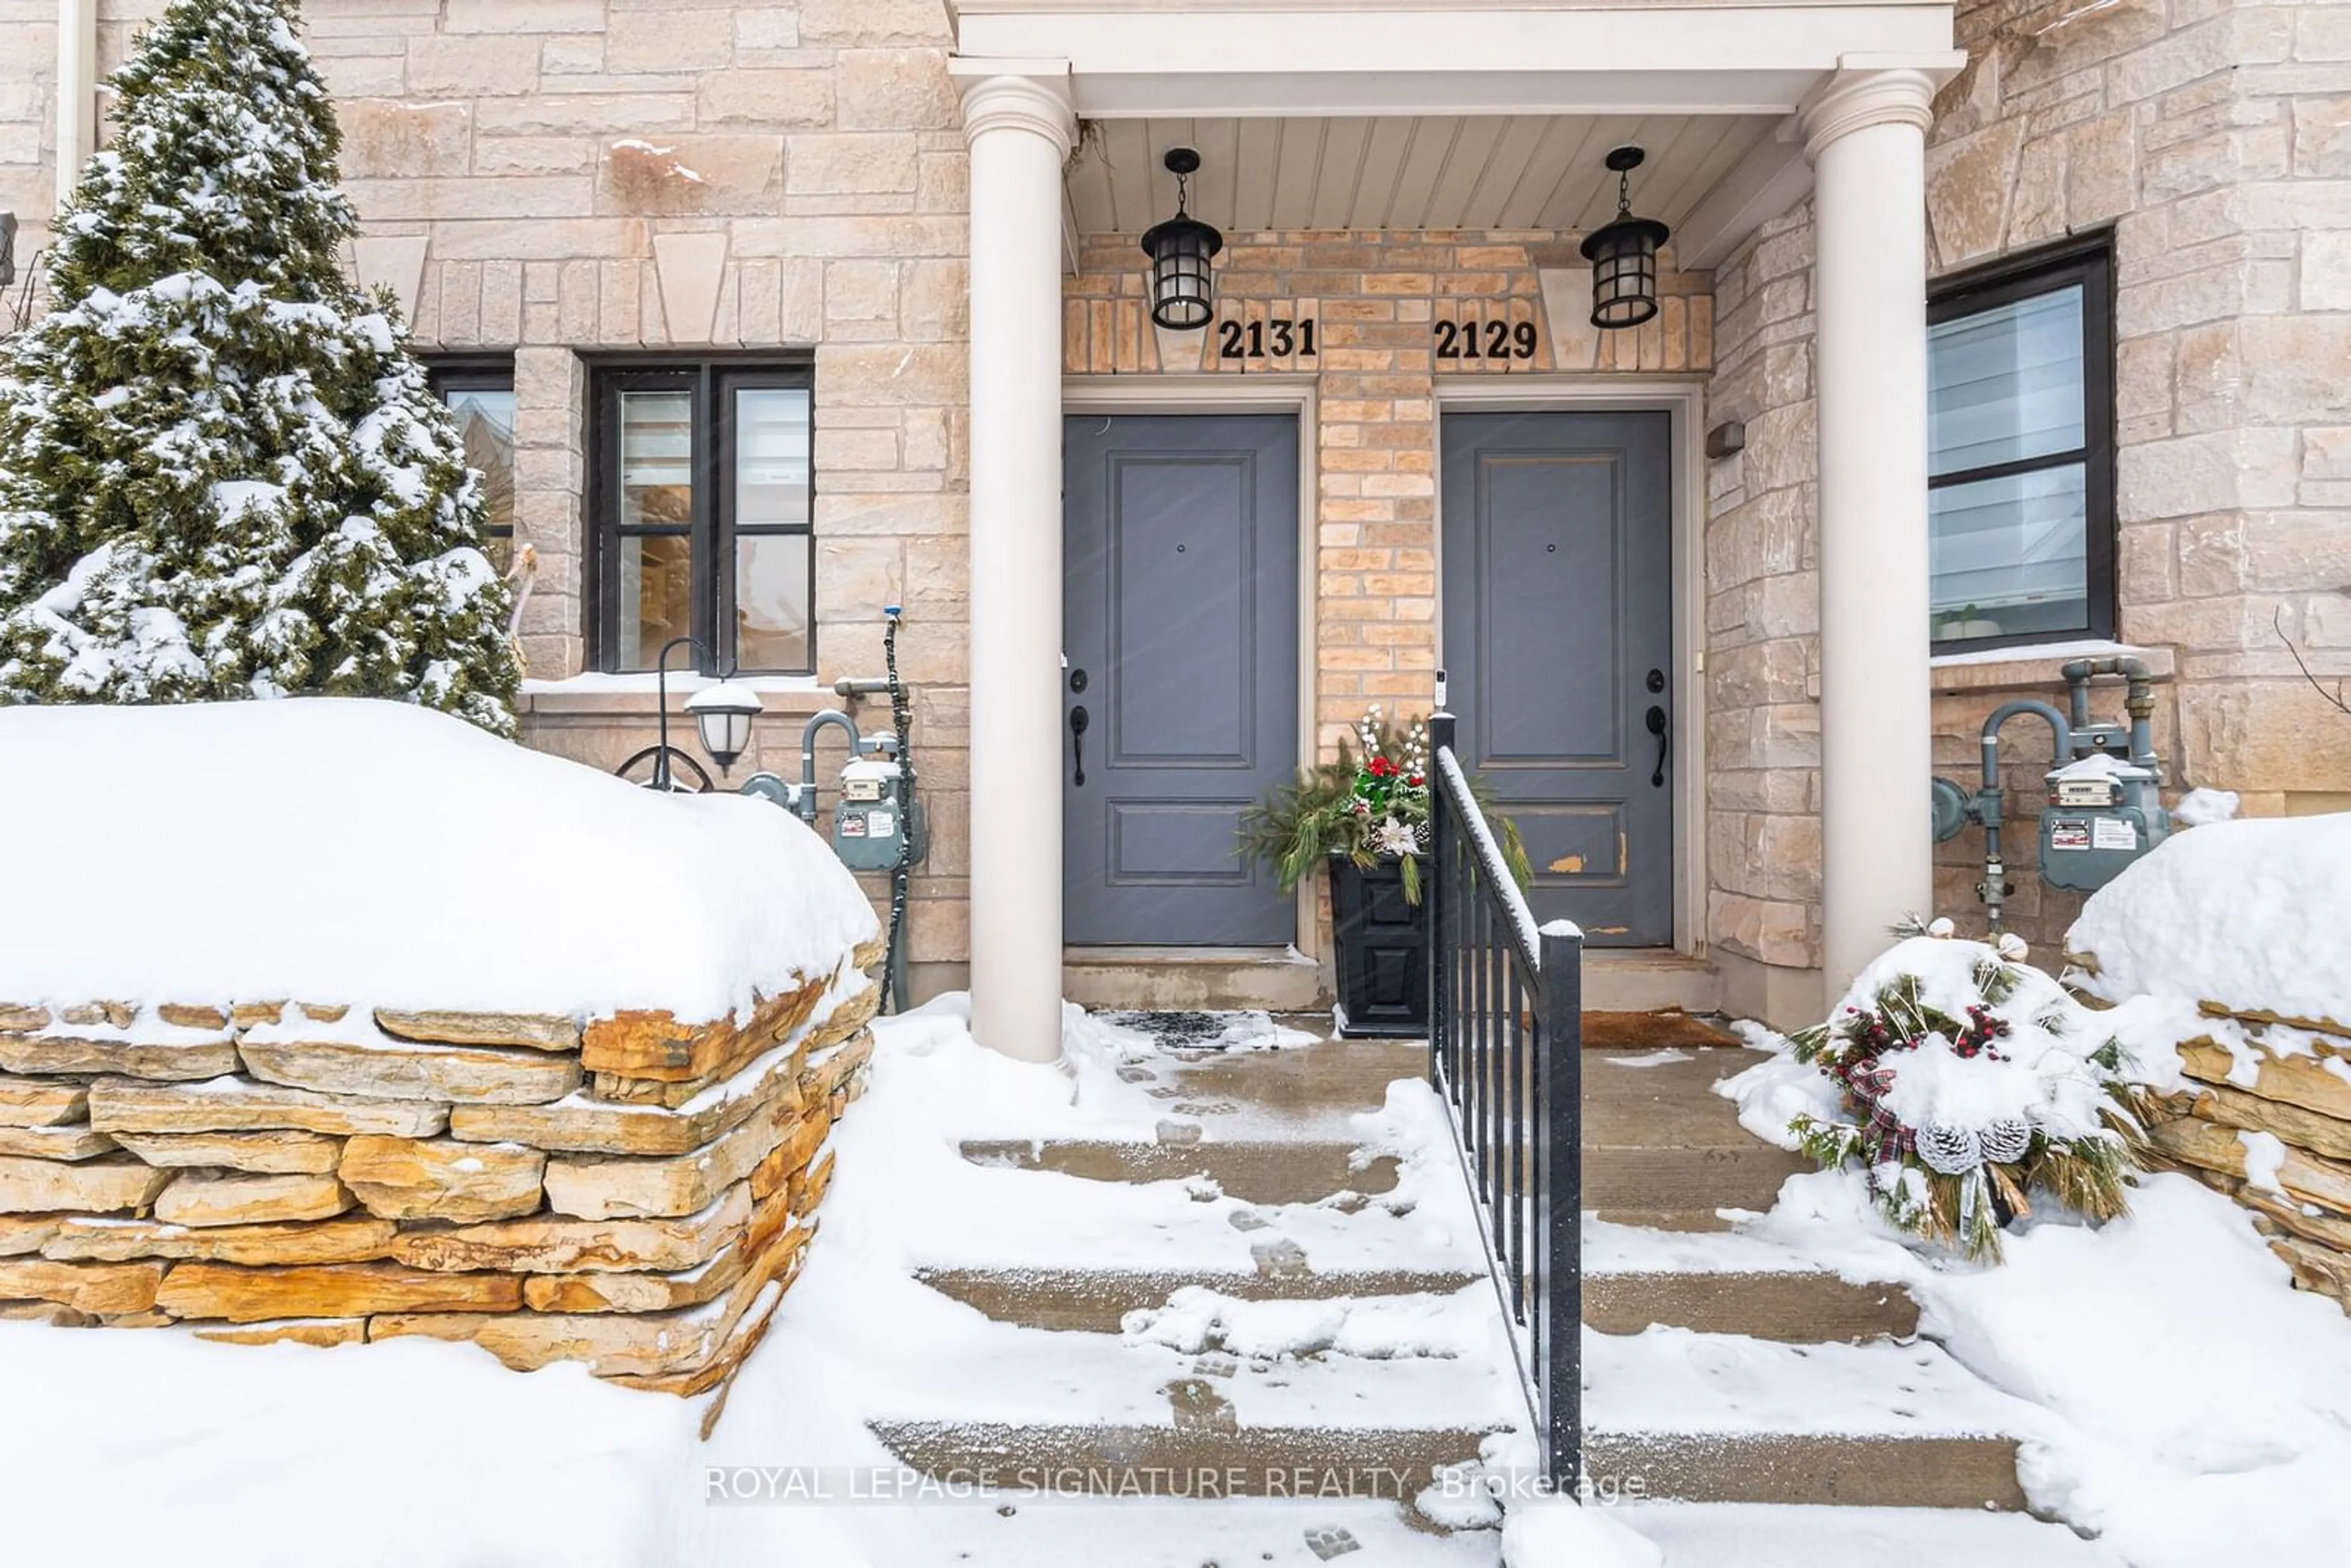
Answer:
[[0, 0, 520, 735]]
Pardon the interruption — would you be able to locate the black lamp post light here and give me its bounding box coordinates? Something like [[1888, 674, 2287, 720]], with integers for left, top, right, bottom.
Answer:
[[650, 635, 762, 791], [1140, 147, 1223, 331], [1581, 146, 1672, 331]]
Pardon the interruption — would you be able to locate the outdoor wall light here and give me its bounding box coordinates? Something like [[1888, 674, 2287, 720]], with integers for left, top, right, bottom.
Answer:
[[1581, 146, 1671, 331], [1140, 147, 1223, 331], [686, 680, 763, 774]]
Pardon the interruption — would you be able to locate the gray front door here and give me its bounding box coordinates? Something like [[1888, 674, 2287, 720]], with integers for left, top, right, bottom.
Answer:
[[1441, 411, 1674, 946], [1063, 415, 1300, 945]]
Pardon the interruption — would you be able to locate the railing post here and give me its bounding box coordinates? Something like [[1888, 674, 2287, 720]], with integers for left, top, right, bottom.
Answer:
[[1426, 711, 1456, 1087], [1536, 920, 1584, 1491]]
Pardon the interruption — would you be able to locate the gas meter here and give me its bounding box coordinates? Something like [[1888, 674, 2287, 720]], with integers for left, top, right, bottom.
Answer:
[[2037, 754, 2167, 893], [831, 747, 924, 872], [1932, 655, 2175, 929]]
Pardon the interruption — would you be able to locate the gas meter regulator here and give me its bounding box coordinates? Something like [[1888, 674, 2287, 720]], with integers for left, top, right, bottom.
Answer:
[[1931, 655, 2175, 930]]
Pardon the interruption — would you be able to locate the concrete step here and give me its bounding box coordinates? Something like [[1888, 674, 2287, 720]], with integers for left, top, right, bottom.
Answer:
[[1065, 947, 1323, 1013], [1580, 1044, 1805, 1226], [961, 1138, 1400, 1205], [1583, 950, 1722, 1013], [1620, 1502, 2113, 1567], [916, 1265, 1484, 1334], [1584, 1329, 2030, 1509], [921, 1262, 1915, 1344], [872, 1419, 1490, 1497], [1586, 1432, 2025, 1509], [1584, 1269, 1919, 1343]]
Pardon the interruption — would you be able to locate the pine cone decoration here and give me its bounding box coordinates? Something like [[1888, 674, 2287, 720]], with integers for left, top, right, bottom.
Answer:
[[1916, 1122, 1983, 1176], [1979, 1116, 2032, 1166]]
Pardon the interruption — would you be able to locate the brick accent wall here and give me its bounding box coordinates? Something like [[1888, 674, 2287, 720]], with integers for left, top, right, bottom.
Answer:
[[1063, 230, 1713, 759]]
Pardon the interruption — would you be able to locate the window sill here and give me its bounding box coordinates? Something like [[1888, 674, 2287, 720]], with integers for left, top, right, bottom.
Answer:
[[1929, 639, 2171, 696], [518, 672, 833, 720]]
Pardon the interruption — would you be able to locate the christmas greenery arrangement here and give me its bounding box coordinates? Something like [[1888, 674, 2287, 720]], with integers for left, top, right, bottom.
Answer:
[[1239, 707, 1531, 904], [1782, 922, 2140, 1262], [0, 0, 520, 734]]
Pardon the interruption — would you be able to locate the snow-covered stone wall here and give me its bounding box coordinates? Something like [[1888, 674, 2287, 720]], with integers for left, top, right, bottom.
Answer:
[[0, 698, 886, 1396], [2072, 815, 2351, 1316], [0, 973, 878, 1390]]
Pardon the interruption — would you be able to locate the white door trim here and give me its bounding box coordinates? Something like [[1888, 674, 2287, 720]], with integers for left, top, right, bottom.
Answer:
[[1432, 373, 1709, 958], [1060, 375, 1322, 958]]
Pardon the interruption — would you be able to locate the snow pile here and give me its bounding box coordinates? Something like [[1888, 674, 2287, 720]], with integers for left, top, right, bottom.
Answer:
[[0, 699, 876, 1021], [2068, 812, 2351, 1027], [1499, 1499, 1662, 1568], [2171, 786, 2239, 827]]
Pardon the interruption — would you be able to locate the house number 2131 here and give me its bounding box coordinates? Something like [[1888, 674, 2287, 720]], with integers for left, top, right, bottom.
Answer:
[[1219, 318, 1316, 359]]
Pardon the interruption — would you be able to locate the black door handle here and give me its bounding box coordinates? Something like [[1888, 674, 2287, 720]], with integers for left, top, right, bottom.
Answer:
[[1645, 704, 1668, 787], [1070, 705, 1090, 787]]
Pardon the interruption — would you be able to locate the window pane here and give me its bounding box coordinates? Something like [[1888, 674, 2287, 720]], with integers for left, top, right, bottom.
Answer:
[[735, 534, 811, 672], [735, 388, 811, 530], [443, 388, 516, 572], [617, 534, 695, 670], [620, 390, 694, 528], [1929, 285, 2085, 476], [1930, 462, 2089, 642]]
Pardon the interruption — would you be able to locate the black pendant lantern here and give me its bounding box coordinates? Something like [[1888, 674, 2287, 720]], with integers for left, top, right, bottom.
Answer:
[[1140, 147, 1222, 332], [1581, 146, 1671, 331]]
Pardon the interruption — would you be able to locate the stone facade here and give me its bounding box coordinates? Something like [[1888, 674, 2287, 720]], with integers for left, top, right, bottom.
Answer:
[[1704, 0, 2351, 1011], [1, 0, 2341, 1021]]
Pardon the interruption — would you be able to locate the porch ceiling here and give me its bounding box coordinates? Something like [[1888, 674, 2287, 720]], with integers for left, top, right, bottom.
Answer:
[[1065, 111, 1782, 238]]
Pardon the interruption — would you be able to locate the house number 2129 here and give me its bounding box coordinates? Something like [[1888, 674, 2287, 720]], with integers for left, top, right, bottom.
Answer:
[[1219, 318, 1316, 359], [1434, 320, 1539, 361]]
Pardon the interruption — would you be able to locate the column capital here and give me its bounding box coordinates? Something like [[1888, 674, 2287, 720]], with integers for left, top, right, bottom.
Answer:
[[1797, 61, 1946, 163], [952, 61, 1078, 160]]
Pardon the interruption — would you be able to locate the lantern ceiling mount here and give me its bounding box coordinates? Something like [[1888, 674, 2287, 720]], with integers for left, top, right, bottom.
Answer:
[[1581, 144, 1671, 332], [1140, 146, 1223, 332]]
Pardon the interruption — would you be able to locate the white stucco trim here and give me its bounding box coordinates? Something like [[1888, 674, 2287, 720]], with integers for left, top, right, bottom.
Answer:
[[1431, 374, 1710, 960], [955, 2, 1959, 118], [1060, 373, 1324, 960]]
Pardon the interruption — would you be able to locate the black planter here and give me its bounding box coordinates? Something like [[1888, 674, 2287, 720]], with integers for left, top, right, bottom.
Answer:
[[1327, 854, 1428, 1037]]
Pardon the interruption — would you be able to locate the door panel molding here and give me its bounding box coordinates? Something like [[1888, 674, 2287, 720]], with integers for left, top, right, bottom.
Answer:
[[1434, 377, 1706, 956], [1064, 413, 1301, 947], [1441, 403, 1678, 947], [1065, 377, 1320, 957]]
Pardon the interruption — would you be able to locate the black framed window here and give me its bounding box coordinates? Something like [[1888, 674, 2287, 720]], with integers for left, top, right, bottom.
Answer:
[[1927, 236, 2115, 650], [590, 361, 814, 675], [426, 359, 517, 574]]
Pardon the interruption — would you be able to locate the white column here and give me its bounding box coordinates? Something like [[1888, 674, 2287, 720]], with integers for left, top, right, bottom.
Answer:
[[1800, 66, 1939, 994], [56, 0, 97, 204], [956, 68, 1076, 1062]]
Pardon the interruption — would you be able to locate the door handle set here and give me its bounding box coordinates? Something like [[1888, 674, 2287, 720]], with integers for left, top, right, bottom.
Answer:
[[1644, 667, 1668, 789]]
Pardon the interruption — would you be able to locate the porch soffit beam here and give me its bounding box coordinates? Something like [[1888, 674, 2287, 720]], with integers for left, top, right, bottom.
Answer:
[[953, 4, 1960, 119], [1673, 118, 1810, 269]]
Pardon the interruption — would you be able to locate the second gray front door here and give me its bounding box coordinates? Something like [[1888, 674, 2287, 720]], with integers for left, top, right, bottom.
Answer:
[[1063, 415, 1300, 945], [1442, 410, 1674, 946]]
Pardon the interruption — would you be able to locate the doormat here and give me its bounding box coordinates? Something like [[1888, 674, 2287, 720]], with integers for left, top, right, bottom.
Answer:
[[1580, 1008, 1742, 1051], [1093, 1010, 1320, 1053]]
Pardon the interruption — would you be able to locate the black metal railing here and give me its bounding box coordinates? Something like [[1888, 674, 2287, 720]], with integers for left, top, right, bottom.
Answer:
[[1425, 710, 1584, 1488]]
